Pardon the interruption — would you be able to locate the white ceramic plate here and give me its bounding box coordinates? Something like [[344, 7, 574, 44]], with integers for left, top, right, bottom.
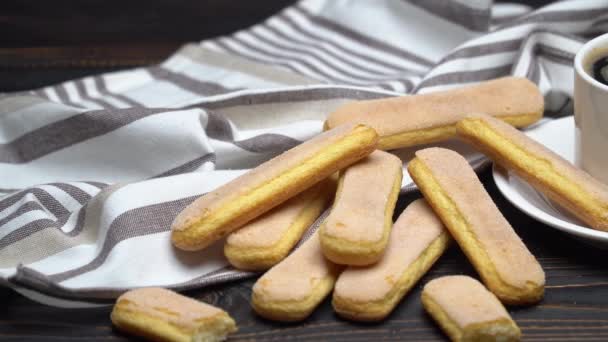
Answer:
[[492, 116, 608, 246]]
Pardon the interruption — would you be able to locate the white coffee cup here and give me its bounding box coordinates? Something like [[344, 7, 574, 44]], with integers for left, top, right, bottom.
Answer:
[[574, 33, 608, 185]]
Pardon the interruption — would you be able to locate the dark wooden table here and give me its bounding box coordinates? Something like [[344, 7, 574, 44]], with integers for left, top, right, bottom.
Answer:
[[3, 168, 608, 341]]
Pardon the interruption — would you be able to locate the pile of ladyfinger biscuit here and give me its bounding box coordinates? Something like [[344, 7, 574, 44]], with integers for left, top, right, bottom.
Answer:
[[110, 77, 608, 342]]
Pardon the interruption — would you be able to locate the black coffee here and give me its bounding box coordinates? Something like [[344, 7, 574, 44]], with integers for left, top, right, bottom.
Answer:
[[592, 56, 608, 86]]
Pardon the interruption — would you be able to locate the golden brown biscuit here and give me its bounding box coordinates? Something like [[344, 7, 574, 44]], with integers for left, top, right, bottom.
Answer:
[[325, 77, 543, 150], [172, 123, 378, 251], [111, 287, 237, 342], [320, 150, 403, 265], [224, 178, 336, 271], [251, 232, 342, 322], [332, 199, 450, 321], [457, 113, 608, 231], [408, 148, 545, 304], [422, 275, 521, 342]]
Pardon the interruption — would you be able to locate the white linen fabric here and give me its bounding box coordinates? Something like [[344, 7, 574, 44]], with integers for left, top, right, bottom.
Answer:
[[1, 0, 606, 307]]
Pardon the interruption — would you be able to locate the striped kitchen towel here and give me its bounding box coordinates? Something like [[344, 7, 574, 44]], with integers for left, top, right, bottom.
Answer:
[[1, 0, 606, 307]]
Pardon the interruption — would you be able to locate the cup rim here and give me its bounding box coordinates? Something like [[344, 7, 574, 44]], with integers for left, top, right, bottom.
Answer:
[[575, 33, 608, 92]]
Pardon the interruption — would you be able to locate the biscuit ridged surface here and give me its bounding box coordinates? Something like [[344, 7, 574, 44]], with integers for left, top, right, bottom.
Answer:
[[320, 150, 403, 265], [171, 123, 378, 251], [422, 276, 521, 342], [325, 77, 543, 150], [332, 199, 449, 321], [408, 148, 545, 305], [457, 113, 608, 231], [251, 232, 342, 322], [111, 287, 237, 342], [224, 178, 335, 271]]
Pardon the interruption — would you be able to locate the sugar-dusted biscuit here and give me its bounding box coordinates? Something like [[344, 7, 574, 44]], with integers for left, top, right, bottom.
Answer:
[[408, 148, 545, 304], [111, 287, 237, 342], [251, 232, 342, 321], [422, 276, 521, 342], [332, 199, 450, 321], [325, 77, 543, 150], [320, 150, 403, 266], [225, 178, 336, 271], [457, 113, 608, 231], [172, 123, 378, 251]]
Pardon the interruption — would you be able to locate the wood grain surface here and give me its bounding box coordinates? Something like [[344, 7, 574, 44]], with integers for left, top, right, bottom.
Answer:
[[3, 168, 608, 341], [0, 0, 296, 91]]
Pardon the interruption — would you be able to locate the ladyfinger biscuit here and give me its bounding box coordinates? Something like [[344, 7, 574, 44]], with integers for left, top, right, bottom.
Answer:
[[251, 232, 342, 321], [172, 123, 378, 251], [111, 287, 237, 342], [320, 150, 403, 265], [224, 178, 335, 271], [332, 199, 450, 321], [457, 113, 608, 231], [422, 276, 521, 342], [325, 77, 543, 150], [408, 148, 545, 304]]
